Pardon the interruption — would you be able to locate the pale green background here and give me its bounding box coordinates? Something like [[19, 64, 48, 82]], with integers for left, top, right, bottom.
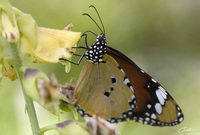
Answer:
[[1, 0, 200, 135]]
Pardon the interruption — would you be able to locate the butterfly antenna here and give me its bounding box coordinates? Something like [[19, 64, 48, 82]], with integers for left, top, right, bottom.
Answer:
[[82, 13, 104, 34], [82, 30, 98, 36], [89, 5, 105, 35]]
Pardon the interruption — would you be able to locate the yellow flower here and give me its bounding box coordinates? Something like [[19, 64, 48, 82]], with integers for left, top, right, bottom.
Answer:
[[0, 0, 19, 43], [13, 7, 81, 72], [0, 1, 81, 82], [20, 25, 81, 73], [22, 26, 80, 63]]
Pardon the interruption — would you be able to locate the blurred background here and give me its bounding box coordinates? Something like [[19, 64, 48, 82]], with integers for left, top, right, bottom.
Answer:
[[1, 0, 200, 135]]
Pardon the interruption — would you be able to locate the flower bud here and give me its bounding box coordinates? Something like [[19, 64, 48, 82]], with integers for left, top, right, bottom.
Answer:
[[1, 11, 19, 43]]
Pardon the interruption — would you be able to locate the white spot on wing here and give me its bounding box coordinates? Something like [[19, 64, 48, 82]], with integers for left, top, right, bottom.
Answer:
[[131, 104, 135, 109], [158, 86, 167, 95], [133, 100, 136, 104], [99, 59, 103, 62], [145, 117, 150, 121], [179, 117, 183, 122], [147, 104, 151, 109], [158, 88, 167, 99], [151, 78, 157, 83], [151, 120, 156, 124], [155, 103, 162, 114], [78, 110, 84, 115], [111, 119, 115, 123], [130, 86, 134, 92], [85, 113, 89, 117], [120, 69, 125, 74], [124, 78, 130, 85], [139, 117, 143, 121], [128, 111, 132, 115], [133, 117, 137, 120], [156, 90, 165, 105], [117, 119, 122, 122], [131, 95, 135, 100], [151, 113, 157, 119], [145, 112, 150, 116]]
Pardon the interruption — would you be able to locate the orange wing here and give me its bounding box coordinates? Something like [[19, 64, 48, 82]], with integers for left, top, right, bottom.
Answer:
[[74, 55, 136, 122], [107, 46, 184, 126]]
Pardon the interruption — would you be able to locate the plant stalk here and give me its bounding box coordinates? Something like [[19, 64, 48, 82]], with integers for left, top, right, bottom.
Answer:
[[9, 42, 41, 135]]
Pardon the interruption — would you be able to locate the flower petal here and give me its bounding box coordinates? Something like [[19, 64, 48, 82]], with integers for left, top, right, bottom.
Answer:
[[34, 26, 81, 63]]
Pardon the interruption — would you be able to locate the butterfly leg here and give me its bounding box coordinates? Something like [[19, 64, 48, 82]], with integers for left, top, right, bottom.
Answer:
[[73, 54, 83, 57], [81, 33, 89, 48], [72, 46, 87, 49], [59, 54, 85, 65]]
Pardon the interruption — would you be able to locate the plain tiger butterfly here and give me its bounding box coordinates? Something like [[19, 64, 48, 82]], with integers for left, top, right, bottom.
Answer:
[[60, 5, 184, 126]]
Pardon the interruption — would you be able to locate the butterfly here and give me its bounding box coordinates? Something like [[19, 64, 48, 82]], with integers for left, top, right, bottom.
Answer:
[[60, 5, 184, 126]]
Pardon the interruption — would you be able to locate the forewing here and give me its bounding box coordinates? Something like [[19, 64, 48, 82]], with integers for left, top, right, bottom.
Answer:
[[107, 46, 184, 126]]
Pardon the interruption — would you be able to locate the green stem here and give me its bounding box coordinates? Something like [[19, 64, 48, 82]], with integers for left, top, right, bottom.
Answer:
[[9, 42, 41, 135], [40, 124, 57, 134]]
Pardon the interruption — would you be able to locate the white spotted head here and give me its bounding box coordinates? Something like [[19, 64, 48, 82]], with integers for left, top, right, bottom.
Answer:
[[97, 34, 106, 44]]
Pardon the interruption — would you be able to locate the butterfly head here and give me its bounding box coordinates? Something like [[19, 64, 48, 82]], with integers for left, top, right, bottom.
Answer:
[[97, 34, 106, 43]]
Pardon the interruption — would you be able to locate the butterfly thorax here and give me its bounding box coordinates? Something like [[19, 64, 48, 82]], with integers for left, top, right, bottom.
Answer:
[[85, 34, 107, 64]]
